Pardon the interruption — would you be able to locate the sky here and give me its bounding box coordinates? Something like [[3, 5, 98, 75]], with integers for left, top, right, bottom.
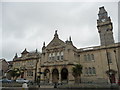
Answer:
[[0, 1, 119, 61]]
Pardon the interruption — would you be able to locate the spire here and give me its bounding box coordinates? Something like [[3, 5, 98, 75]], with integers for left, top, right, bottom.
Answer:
[[99, 6, 107, 14], [54, 30, 58, 38], [14, 53, 18, 58], [43, 42, 45, 47], [42, 42, 46, 50], [35, 49, 38, 53], [69, 36, 71, 41], [98, 6, 108, 20]]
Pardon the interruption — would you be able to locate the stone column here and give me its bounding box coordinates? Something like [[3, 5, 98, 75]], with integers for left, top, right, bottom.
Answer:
[[59, 71, 61, 83], [68, 72, 74, 84], [40, 73, 44, 83], [49, 73, 52, 83]]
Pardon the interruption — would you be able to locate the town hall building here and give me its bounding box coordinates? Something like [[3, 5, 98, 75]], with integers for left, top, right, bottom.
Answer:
[[12, 6, 120, 84]]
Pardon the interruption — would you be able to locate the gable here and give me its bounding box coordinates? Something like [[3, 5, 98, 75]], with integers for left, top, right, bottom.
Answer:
[[46, 37, 65, 49]]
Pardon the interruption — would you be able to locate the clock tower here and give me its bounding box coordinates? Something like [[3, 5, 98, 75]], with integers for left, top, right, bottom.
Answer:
[[97, 6, 114, 46]]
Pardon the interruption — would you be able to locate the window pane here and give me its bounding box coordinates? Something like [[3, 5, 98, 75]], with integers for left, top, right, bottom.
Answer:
[[91, 54, 94, 60], [61, 52, 63, 55], [57, 52, 60, 56], [89, 67, 92, 74], [49, 53, 51, 57], [92, 67, 96, 74], [57, 56, 60, 60], [84, 55, 87, 61], [85, 67, 88, 74], [88, 54, 91, 61]]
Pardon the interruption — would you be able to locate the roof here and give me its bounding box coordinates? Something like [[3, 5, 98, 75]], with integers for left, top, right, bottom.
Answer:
[[46, 31, 66, 49], [21, 48, 29, 54]]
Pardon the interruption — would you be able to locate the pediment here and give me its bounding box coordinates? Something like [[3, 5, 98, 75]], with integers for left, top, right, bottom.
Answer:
[[46, 37, 65, 49]]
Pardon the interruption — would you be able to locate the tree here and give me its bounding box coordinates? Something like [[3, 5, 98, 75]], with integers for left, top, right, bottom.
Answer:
[[9, 68, 22, 80], [72, 64, 83, 84]]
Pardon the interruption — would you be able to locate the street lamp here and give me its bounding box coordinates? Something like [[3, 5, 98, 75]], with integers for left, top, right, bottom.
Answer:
[[37, 71, 44, 88]]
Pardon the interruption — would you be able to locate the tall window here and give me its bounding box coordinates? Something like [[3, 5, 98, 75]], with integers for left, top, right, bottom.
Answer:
[[52, 53, 55, 60], [107, 52, 112, 63], [87, 54, 91, 61], [89, 67, 92, 75], [91, 54, 94, 61], [57, 52, 60, 60], [60, 52, 64, 60], [84, 55, 87, 61], [27, 71, 33, 76], [49, 53, 51, 60], [85, 67, 88, 74], [92, 67, 96, 74]]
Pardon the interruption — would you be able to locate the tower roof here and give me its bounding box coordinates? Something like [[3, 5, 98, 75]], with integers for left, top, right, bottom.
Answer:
[[99, 6, 107, 14]]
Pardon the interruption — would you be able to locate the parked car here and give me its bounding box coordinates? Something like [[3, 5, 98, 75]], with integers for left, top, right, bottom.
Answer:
[[0, 79, 12, 83], [16, 78, 29, 83]]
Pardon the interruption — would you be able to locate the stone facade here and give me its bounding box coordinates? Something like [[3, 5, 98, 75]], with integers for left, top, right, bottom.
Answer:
[[97, 6, 114, 46], [12, 6, 120, 84], [0, 59, 8, 79], [13, 49, 41, 81]]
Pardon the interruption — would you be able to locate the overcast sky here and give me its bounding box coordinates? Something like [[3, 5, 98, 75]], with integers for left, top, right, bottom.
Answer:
[[1, 1, 119, 61]]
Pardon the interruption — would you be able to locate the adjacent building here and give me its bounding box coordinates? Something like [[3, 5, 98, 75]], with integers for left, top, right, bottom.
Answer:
[[13, 49, 41, 81], [0, 59, 9, 79], [12, 6, 120, 84]]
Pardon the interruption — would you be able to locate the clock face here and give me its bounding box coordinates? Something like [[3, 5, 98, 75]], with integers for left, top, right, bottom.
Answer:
[[101, 19, 106, 22]]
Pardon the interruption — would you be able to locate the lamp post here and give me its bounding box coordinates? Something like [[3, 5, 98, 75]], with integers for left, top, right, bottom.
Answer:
[[37, 71, 44, 88], [37, 72, 41, 88]]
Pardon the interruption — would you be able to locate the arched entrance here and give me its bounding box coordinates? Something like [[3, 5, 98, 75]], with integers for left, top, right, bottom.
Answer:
[[44, 69, 50, 83], [61, 68, 68, 83], [106, 69, 117, 83], [52, 68, 59, 83]]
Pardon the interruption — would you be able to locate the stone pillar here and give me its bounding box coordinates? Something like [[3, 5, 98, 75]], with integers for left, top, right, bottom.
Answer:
[[68, 72, 74, 84], [40, 73, 44, 83], [49, 73, 52, 83], [59, 71, 61, 83]]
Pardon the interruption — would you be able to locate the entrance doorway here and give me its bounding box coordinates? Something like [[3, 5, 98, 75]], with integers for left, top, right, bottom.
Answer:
[[52, 69, 59, 83], [61, 68, 68, 83], [44, 69, 50, 83], [106, 69, 117, 84], [110, 74, 116, 83]]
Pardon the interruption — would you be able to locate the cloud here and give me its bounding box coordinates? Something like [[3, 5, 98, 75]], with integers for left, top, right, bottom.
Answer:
[[2, 2, 118, 61]]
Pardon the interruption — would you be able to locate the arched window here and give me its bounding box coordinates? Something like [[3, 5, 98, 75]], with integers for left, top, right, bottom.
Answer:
[[91, 54, 94, 61], [92, 67, 96, 74]]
